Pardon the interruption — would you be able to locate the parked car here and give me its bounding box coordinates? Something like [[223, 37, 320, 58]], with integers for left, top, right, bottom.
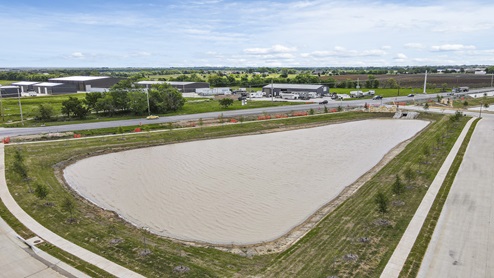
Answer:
[[319, 100, 328, 104], [372, 95, 382, 100], [407, 94, 415, 97]]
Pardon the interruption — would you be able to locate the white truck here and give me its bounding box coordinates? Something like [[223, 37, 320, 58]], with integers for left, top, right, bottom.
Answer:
[[280, 92, 300, 100], [350, 91, 364, 98], [249, 91, 264, 98]]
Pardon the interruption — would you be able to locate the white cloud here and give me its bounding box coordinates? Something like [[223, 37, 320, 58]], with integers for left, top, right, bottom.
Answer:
[[302, 47, 387, 58], [405, 43, 425, 50], [431, 44, 476, 51], [244, 45, 297, 55], [393, 53, 407, 62], [2, 0, 494, 67], [129, 51, 152, 57], [70, 52, 84, 59]]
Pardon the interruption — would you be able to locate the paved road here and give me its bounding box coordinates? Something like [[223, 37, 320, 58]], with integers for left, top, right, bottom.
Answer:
[[0, 91, 462, 138], [418, 116, 494, 277], [3, 87, 493, 138]]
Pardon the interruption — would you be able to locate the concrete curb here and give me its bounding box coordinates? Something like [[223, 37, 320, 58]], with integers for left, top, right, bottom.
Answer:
[[380, 117, 476, 277], [0, 144, 145, 278]]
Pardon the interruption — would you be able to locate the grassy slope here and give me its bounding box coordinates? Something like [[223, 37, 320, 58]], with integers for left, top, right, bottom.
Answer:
[[399, 118, 479, 277], [2, 111, 468, 277], [261, 114, 468, 277]]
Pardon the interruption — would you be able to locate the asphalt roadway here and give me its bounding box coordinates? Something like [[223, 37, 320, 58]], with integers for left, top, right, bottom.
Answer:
[[0, 91, 464, 138]]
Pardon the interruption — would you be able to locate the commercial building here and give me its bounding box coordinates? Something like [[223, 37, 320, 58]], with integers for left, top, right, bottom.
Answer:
[[48, 76, 121, 92], [32, 82, 77, 95], [262, 84, 329, 97], [11, 81, 39, 93], [135, 81, 166, 89], [136, 81, 210, 93], [167, 81, 210, 93], [0, 86, 20, 98]]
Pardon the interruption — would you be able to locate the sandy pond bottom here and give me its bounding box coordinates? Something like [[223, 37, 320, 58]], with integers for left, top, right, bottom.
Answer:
[[64, 119, 428, 245]]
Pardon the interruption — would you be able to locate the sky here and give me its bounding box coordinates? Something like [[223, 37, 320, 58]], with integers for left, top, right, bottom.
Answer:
[[1, 0, 494, 67]]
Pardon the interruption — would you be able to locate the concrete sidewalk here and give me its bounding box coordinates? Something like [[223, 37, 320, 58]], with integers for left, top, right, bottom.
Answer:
[[380, 117, 476, 277], [0, 144, 145, 278], [418, 117, 494, 277], [0, 214, 68, 278]]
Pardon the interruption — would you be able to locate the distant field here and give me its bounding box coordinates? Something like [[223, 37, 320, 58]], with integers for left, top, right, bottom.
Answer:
[[0, 80, 15, 85], [327, 73, 494, 89]]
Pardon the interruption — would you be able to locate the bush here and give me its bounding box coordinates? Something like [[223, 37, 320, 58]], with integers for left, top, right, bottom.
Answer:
[[32, 104, 56, 121], [34, 183, 49, 199], [392, 175, 405, 195], [375, 191, 389, 214], [218, 98, 234, 108]]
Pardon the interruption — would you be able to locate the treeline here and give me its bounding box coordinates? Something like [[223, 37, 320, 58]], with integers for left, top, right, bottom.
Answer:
[[33, 81, 184, 121], [153, 73, 381, 89]]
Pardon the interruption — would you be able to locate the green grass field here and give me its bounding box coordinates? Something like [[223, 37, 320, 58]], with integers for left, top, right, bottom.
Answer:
[[0, 111, 470, 277], [0, 94, 302, 127]]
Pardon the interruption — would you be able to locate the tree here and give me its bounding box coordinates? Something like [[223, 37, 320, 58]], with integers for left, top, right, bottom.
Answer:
[[61, 96, 88, 119], [392, 175, 405, 195], [149, 83, 185, 114], [34, 183, 49, 200], [32, 104, 55, 121], [62, 197, 76, 222], [95, 94, 116, 116], [84, 92, 103, 112], [441, 83, 448, 92], [127, 91, 148, 115], [12, 148, 28, 180], [404, 167, 416, 185], [218, 98, 234, 109], [61, 96, 81, 118], [73, 104, 89, 119], [375, 191, 389, 215]]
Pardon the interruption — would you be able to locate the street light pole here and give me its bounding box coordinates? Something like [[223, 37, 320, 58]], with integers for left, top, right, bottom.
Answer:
[[271, 79, 274, 102], [17, 87, 24, 126], [146, 89, 151, 116], [0, 85, 3, 122]]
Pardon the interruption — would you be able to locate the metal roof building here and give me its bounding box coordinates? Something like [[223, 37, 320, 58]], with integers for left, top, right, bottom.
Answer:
[[11, 81, 39, 93], [136, 81, 210, 93], [262, 83, 329, 97], [0, 86, 20, 98], [32, 82, 77, 95], [48, 76, 121, 92]]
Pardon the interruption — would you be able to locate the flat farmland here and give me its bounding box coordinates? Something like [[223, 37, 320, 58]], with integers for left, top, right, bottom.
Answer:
[[326, 73, 493, 89]]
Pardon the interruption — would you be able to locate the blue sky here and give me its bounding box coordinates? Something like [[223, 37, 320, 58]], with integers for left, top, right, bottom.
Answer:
[[2, 0, 493, 67]]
